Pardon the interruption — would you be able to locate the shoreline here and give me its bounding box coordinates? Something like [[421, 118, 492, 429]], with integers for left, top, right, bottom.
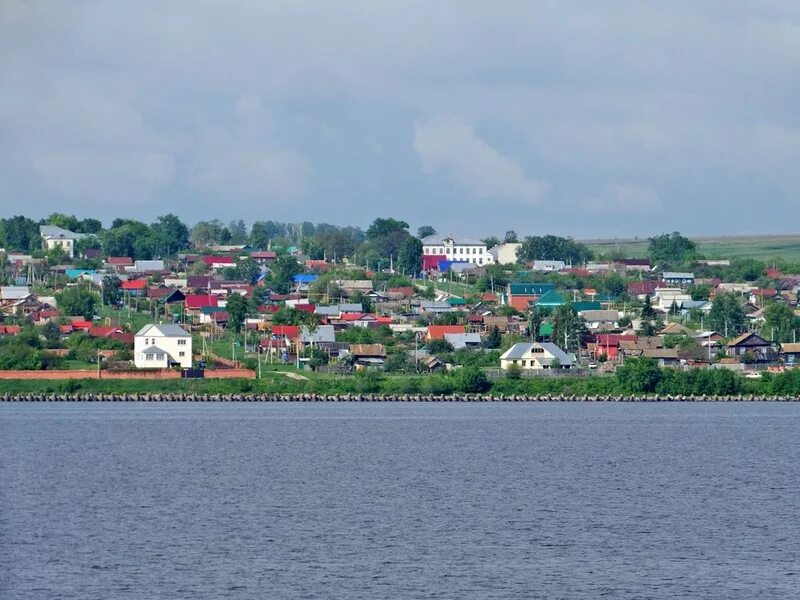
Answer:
[[1, 393, 798, 402]]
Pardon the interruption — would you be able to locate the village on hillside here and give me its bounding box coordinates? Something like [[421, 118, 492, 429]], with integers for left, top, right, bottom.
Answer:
[[1, 215, 799, 392]]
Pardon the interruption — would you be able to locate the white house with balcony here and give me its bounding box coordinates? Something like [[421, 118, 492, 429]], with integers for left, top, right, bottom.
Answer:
[[421, 235, 494, 266], [134, 323, 192, 369], [500, 342, 574, 370]]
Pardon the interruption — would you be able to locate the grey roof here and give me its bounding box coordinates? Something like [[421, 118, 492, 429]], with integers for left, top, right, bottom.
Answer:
[[40, 225, 84, 240], [537, 342, 574, 365], [579, 310, 619, 322], [443, 332, 482, 349], [314, 306, 340, 316], [133, 260, 165, 272], [0, 286, 32, 300], [421, 234, 486, 246], [136, 323, 190, 337], [300, 325, 336, 344], [501, 343, 533, 360], [663, 272, 695, 279]]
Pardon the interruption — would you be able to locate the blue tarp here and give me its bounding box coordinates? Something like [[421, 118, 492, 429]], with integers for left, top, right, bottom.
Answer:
[[292, 274, 318, 284]]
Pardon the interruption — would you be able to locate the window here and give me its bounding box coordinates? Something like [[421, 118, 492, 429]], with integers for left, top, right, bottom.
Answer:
[[177, 339, 187, 346], [156, 354, 164, 361], [179, 351, 185, 357], [478, 258, 483, 265], [146, 354, 153, 361]]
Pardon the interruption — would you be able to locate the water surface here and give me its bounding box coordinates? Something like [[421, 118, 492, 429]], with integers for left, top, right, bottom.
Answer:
[[1, 403, 799, 599]]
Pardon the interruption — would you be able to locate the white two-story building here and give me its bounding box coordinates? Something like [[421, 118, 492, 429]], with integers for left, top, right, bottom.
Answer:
[[134, 323, 192, 369], [40, 225, 85, 259], [421, 235, 494, 266]]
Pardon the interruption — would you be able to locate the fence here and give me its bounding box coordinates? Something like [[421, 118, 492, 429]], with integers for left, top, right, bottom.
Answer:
[[485, 368, 594, 379], [0, 368, 256, 380]]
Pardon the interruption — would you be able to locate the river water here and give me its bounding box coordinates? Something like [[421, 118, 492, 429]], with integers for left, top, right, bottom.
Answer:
[[1, 403, 799, 599]]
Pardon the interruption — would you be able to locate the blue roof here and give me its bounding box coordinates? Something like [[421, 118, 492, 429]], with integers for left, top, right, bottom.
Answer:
[[437, 260, 469, 272], [65, 269, 96, 279], [292, 274, 318, 284]]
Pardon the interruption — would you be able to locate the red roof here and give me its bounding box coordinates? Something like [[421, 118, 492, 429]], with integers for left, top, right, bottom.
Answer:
[[341, 312, 370, 321], [294, 303, 316, 313], [60, 325, 74, 334], [202, 255, 235, 266], [627, 281, 659, 296], [594, 334, 637, 348], [88, 326, 124, 338], [107, 257, 133, 265], [70, 320, 93, 329], [375, 316, 392, 325], [752, 288, 778, 297], [185, 294, 219, 309], [0, 325, 21, 335], [388, 286, 414, 298], [481, 292, 498, 302], [270, 293, 302, 301], [271, 325, 300, 338], [257, 304, 281, 313], [426, 325, 466, 340], [122, 279, 147, 290]]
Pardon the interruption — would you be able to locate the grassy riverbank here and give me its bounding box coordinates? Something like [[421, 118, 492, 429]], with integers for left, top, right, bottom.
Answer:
[[3, 364, 800, 397]]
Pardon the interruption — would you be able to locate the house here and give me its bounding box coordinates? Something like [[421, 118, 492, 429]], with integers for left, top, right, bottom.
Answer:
[[130, 260, 165, 273], [40, 225, 84, 258], [444, 332, 482, 349], [426, 325, 466, 341], [148, 287, 186, 304], [251, 251, 277, 264], [531, 260, 566, 272], [489, 243, 522, 265], [780, 343, 800, 366], [588, 334, 637, 360], [618, 258, 651, 272], [535, 289, 566, 308], [421, 234, 494, 266], [641, 348, 681, 366], [336, 280, 372, 296], [121, 279, 148, 296], [726, 332, 775, 362], [134, 324, 192, 369], [503, 283, 555, 311], [418, 300, 453, 314], [202, 255, 235, 269], [654, 287, 692, 312], [662, 272, 695, 287], [579, 310, 620, 330], [349, 344, 387, 366], [500, 342, 574, 370], [185, 294, 219, 311], [299, 325, 336, 345], [106, 256, 134, 272], [627, 281, 659, 298]]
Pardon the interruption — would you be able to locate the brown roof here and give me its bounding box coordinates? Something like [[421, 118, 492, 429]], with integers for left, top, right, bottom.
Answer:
[[349, 344, 386, 357]]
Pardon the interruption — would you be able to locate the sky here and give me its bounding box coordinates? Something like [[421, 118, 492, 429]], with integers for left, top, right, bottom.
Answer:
[[1, 1, 799, 238]]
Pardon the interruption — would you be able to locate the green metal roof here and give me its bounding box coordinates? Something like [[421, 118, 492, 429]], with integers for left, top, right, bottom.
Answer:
[[539, 323, 554, 337], [536, 289, 566, 307], [447, 297, 467, 305], [572, 301, 602, 312], [508, 282, 555, 296]]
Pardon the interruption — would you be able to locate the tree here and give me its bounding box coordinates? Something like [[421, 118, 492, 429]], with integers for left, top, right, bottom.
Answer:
[[483, 326, 502, 349], [151, 214, 189, 256], [517, 235, 593, 264], [397, 236, 422, 276], [552, 305, 586, 352], [41, 321, 61, 342], [638, 295, 663, 337], [763, 302, 800, 343], [708, 293, 746, 338], [191, 220, 229, 247], [504, 230, 518, 243], [55, 287, 97, 320], [417, 225, 436, 239], [427, 339, 454, 354], [226, 293, 247, 334], [102, 276, 122, 306], [482, 236, 500, 250], [616, 357, 663, 393], [270, 255, 301, 289], [0, 216, 41, 252], [647, 232, 696, 264], [366, 218, 409, 240]]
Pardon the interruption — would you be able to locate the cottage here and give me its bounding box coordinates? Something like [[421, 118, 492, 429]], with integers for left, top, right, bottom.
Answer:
[[500, 342, 574, 370], [443, 332, 482, 349], [40, 225, 84, 258], [134, 324, 192, 369], [726, 332, 775, 362], [426, 325, 466, 341], [662, 272, 695, 287]]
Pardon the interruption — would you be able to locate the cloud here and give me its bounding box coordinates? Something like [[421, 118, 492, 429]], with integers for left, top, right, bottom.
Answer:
[[582, 184, 663, 213], [413, 115, 547, 205]]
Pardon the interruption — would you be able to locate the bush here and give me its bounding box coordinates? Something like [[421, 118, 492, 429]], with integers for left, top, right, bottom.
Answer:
[[455, 366, 491, 393], [505, 363, 522, 379]]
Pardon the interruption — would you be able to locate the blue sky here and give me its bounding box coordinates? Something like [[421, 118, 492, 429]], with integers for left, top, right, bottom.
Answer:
[[1, 1, 799, 238]]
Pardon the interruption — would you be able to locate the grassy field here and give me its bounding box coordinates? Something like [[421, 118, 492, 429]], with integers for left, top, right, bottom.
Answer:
[[585, 235, 800, 262]]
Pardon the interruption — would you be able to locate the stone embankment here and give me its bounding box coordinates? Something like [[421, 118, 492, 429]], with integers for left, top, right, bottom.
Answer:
[[0, 393, 796, 402]]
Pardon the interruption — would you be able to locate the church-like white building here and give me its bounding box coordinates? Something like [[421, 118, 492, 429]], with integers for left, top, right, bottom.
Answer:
[[421, 235, 494, 266]]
